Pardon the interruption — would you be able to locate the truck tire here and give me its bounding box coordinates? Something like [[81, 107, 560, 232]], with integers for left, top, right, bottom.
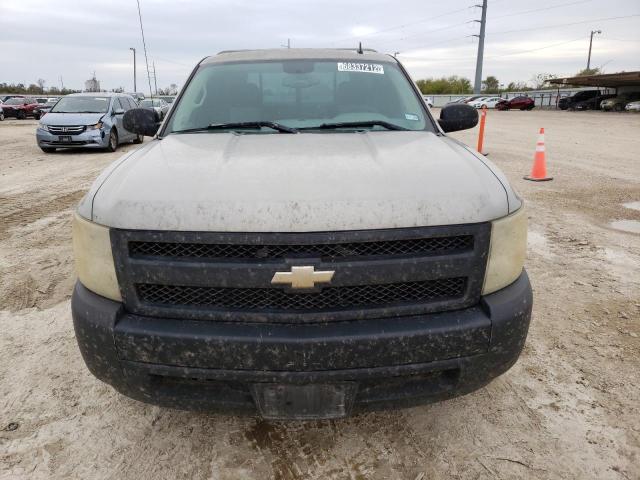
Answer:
[[106, 129, 118, 152]]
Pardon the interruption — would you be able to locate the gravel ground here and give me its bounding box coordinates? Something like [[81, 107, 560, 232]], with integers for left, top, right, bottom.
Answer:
[[1, 110, 639, 480]]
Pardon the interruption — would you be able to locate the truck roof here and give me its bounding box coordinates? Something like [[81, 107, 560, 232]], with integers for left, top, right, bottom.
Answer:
[[203, 48, 394, 65]]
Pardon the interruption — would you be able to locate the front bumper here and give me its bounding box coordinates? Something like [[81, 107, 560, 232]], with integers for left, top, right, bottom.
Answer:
[[71, 271, 533, 417], [36, 127, 108, 149]]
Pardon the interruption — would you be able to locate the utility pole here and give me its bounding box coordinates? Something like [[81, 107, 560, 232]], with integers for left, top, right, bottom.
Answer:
[[281, 38, 291, 49], [129, 48, 137, 92], [152, 61, 158, 95], [586, 30, 601, 71], [473, 0, 488, 94]]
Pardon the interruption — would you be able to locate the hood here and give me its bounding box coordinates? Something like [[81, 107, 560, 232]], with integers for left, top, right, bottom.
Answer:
[[89, 131, 511, 232], [40, 112, 105, 125]]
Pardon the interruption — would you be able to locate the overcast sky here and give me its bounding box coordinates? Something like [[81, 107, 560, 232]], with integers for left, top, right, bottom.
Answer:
[[1, 0, 638, 92]]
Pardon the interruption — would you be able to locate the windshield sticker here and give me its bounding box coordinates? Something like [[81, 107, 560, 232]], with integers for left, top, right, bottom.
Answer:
[[337, 62, 384, 74], [405, 113, 420, 121]]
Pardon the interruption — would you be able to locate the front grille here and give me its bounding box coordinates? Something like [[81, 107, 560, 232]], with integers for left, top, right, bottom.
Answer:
[[137, 278, 466, 312], [111, 224, 491, 322], [47, 125, 86, 134], [130, 235, 474, 261]]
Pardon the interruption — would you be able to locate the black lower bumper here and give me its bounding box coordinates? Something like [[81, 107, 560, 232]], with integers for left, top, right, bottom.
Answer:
[[71, 271, 532, 418]]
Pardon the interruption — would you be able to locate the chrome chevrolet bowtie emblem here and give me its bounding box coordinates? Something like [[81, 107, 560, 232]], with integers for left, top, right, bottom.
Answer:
[[271, 266, 335, 289]]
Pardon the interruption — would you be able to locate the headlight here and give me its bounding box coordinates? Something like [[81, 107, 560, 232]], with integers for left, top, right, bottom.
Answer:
[[482, 206, 527, 295], [72, 213, 121, 301], [38, 122, 48, 130], [86, 121, 103, 130]]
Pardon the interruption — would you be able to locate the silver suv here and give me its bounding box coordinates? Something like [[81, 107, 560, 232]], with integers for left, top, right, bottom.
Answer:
[[36, 93, 143, 153], [71, 49, 531, 420]]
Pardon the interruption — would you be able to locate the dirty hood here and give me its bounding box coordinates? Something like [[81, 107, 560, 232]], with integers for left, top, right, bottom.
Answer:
[[89, 131, 510, 231], [40, 112, 105, 126]]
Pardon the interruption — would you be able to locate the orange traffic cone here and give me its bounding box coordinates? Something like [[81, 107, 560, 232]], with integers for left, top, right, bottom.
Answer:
[[524, 128, 553, 181]]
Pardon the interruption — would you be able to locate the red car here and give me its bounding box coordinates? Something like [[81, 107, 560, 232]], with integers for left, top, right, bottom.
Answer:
[[495, 96, 535, 111], [1, 96, 42, 119]]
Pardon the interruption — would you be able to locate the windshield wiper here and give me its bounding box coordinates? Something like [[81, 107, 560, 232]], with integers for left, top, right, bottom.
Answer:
[[173, 122, 298, 134], [300, 121, 409, 131]]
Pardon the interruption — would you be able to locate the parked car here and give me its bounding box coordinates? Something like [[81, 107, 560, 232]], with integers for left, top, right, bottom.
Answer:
[[573, 94, 615, 111], [0, 96, 42, 119], [35, 98, 59, 116], [461, 95, 485, 104], [71, 48, 531, 420], [625, 100, 640, 112], [496, 96, 535, 111], [601, 92, 640, 112], [157, 95, 177, 104], [1, 95, 24, 102], [36, 93, 143, 153], [473, 97, 504, 109], [128, 92, 146, 103], [558, 90, 599, 110], [139, 98, 170, 119]]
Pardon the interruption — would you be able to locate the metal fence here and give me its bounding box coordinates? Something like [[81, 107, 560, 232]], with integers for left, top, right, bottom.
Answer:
[[427, 87, 615, 109]]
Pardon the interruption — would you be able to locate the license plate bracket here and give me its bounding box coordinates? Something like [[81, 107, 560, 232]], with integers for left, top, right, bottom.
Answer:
[[251, 383, 357, 420], [58, 135, 72, 143]]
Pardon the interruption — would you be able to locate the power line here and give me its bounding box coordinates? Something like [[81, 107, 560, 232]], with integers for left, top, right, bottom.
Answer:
[[484, 36, 588, 59], [490, 0, 592, 21], [136, 0, 153, 99], [330, 4, 473, 45], [374, 20, 472, 47], [489, 13, 640, 36]]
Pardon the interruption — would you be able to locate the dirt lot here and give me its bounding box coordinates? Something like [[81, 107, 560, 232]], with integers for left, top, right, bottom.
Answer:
[[1, 110, 639, 480]]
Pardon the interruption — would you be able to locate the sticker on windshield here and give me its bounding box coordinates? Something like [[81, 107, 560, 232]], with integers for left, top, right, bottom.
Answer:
[[405, 113, 420, 121], [337, 62, 384, 74]]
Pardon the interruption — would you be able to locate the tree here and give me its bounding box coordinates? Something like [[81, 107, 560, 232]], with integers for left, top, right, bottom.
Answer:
[[481, 76, 500, 93], [575, 67, 601, 77], [415, 76, 472, 94], [506, 81, 531, 92], [37, 78, 46, 94], [530, 73, 557, 90]]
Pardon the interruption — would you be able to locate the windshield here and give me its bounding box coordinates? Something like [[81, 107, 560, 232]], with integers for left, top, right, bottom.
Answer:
[[141, 99, 162, 107], [165, 59, 430, 134], [5, 98, 28, 105], [50, 96, 110, 113]]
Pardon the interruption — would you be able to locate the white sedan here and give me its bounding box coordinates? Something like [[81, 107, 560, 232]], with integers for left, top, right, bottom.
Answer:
[[625, 101, 640, 112], [473, 97, 505, 109]]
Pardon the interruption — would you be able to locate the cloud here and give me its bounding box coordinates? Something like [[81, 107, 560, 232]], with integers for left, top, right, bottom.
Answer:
[[0, 0, 638, 90]]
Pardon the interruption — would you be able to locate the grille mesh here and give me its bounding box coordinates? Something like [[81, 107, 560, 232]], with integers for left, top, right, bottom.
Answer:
[[130, 236, 473, 261], [137, 278, 466, 312]]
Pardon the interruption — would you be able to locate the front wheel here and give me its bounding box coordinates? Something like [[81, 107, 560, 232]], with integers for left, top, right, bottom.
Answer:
[[614, 104, 623, 112], [16, 110, 26, 120], [33, 112, 41, 120], [0, 113, 4, 121], [106, 129, 118, 152]]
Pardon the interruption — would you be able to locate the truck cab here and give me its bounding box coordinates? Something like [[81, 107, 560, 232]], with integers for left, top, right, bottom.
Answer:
[[71, 49, 532, 420]]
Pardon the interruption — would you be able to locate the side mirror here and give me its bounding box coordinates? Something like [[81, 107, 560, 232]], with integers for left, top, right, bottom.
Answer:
[[438, 104, 479, 133], [123, 108, 159, 137]]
